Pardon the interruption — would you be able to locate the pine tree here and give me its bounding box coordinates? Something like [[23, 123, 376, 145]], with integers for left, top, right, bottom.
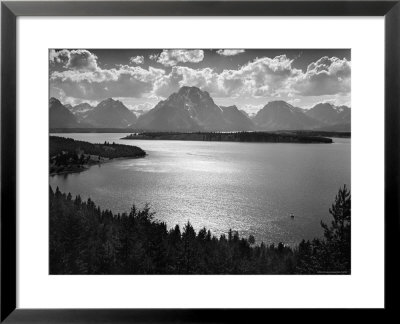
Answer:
[[320, 185, 351, 272]]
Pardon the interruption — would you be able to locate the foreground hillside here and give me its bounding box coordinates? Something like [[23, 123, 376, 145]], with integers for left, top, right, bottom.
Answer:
[[50, 186, 351, 274]]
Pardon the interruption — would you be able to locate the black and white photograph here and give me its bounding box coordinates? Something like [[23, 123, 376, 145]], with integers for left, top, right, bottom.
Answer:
[[49, 48, 351, 275]]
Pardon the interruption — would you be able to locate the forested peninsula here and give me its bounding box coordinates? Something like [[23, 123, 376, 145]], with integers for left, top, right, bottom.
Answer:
[[121, 131, 335, 143], [50, 136, 146, 175]]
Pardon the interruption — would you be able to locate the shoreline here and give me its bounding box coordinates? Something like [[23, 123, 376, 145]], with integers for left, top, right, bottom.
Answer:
[[49, 155, 146, 176], [49, 136, 147, 176]]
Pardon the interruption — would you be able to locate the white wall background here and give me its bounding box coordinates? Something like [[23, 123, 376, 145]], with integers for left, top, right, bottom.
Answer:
[[15, 16, 384, 309]]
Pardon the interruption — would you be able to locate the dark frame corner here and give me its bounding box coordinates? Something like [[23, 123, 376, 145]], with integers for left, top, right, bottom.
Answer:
[[1, 1, 399, 322]]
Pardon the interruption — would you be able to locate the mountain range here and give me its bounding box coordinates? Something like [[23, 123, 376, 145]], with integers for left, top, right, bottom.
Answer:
[[50, 98, 137, 129], [135, 87, 254, 131], [49, 86, 350, 131]]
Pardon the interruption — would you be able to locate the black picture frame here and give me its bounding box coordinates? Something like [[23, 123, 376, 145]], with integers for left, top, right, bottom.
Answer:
[[1, 1, 399, 322]]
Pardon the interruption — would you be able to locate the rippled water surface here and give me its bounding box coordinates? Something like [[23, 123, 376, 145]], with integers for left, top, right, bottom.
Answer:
[[50, 133, 350, 245]]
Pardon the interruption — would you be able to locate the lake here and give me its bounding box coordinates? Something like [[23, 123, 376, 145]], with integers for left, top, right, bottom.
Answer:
[[49, 133, 351, 245]]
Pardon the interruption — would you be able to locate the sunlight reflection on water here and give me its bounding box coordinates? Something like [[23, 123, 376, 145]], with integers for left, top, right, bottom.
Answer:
[[50, 134, 350, 245]]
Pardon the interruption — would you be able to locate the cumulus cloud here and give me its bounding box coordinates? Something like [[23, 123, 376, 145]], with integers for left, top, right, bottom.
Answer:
[[129, 56, 144, 65], [153, 66, 220, 98], [50, 50, 165, 100], [152, 55, 350, 100], [287, 98, 301, 105], [127, 102, 154, 113], [156, 50, 204, 66], [50, 50, 351, 105], [67, 50, 99, 71], [50, 49, 99, 72], [241, 104, 263, 115], [149, 53, 159, 61], [152, 54, 300, 98], [65, 97, 99, 107], [216, 49, 245, 56], [292, 56, 351, 96], [218, 55, 301, 97], [51, 65, 164, 83], [49, 49, 70, 64], [50, 75, 151, 100]]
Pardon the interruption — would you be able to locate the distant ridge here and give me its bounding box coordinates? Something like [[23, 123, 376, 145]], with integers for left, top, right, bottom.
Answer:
[[253, 101, 319, 131]]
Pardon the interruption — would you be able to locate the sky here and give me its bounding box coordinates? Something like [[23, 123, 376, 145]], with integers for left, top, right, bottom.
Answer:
[[49, 49, 351, 115]]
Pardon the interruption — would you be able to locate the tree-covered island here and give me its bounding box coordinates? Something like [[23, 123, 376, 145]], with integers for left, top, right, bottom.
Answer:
[[50, 136, 146, 175], [121, 131, 335, 143]]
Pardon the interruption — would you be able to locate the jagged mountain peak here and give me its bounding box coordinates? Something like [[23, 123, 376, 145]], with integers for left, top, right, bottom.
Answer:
[[49, 97, 62, 106], [305, 102, 351, 127], [166, 86, 212, 105], [335, 105, 350, 113], [74, 102, 93, 108], [97, 98, 124, 107], [311, 102, 335, 110], [254, 100, 318, 131], [136, 87, 253, 131], [263, 100, 296, 110], [267, 100, 292, 105], [66, 102, 95, 122], [309, 102, 350, 114], [178, 86, 209, 96], [49, 97, 79, 128], [82, 98, 137, 128], [314, 102, 334, 107]]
